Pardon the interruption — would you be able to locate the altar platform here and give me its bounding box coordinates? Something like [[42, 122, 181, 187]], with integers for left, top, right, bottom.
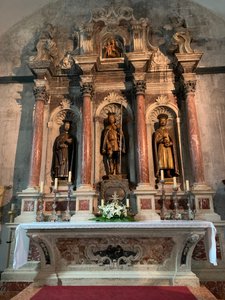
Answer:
[[12, 221, 217, 287]]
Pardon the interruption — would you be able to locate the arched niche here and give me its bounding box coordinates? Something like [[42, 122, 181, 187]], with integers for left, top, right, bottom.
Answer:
[[101, 35, 124, 59], [94, 92, 135, 183], [146, 97, 184, 186], [44, 99, 81, 188]]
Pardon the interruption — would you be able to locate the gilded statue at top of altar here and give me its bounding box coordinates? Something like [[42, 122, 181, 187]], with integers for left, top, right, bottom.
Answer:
[[51, 120, 75, 181], [153, 113, 179, 179], [101, 112, 126, 175]]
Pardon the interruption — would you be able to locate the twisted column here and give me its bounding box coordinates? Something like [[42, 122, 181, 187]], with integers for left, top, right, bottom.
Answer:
[[29, 80, 48, 187], [80, 81, 93, 185], [184, 80, 205, 184], [134, 80, 149, 184]]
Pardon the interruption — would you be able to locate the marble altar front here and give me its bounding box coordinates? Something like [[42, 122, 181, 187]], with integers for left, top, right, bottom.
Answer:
[[13, 221, 217, 287]]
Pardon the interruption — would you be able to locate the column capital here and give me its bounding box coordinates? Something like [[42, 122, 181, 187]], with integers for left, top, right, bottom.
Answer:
[[81, 82, 94, 97], [183, 80, 197, 94], [33, 85, 49, 103], [134, 80, 146, 95]]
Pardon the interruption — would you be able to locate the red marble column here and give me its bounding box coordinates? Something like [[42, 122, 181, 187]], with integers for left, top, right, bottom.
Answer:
[[184, 80, 205, 184], [135, 80, 149, 184], [29, 83, 48, 187], [81, 82, 93, 185]]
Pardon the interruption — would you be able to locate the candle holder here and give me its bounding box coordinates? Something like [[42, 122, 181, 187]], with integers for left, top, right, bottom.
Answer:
[[49, 189, 58, 222], [171, 186, 181, 220], [186, 190, 195, 220], [62, 182, 72, 221], [160, 179, 167, 220], [36, 193, 44, 222], [8, 206, 16, 223]]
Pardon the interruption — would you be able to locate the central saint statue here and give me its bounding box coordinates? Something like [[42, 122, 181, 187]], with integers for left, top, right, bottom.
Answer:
[[101, 112, 126, 175]]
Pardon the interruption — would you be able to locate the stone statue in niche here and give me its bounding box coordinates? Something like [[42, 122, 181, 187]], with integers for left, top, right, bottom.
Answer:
[[153, 113, 179, 180], [103, 38, 123, 58], [51, 120, 75, 181], [101, 112, 126, 175]]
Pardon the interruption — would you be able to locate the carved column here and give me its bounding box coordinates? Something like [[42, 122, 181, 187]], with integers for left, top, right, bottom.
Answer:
[[184, 80, 205, 184], [80, 80, 93, 186], [134, 80, 150, 184], [29, 80, 48, 187]]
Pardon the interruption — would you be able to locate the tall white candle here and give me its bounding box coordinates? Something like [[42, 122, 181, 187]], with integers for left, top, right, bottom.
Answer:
[[11, 203, 15, 211], [54, 178, 58, 190], [68, 171, 72, 183], [173, 176, 177, 187], [160, 170, 164, 181], [126, 198, 130, 208], [101, 199, 104, 207], [186, 180, 190, 191], [40, 181, 44, 193]]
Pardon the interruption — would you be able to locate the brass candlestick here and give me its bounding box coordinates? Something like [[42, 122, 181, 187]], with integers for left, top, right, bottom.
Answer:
[[160, 179, 167, 220], [171, 186, 181, 220], [36, 193, 44, 222], [62, 182, 72, 221], [186, 190, 195, 220], [8, 205, 16, 223], [49, 189, 58, 222]]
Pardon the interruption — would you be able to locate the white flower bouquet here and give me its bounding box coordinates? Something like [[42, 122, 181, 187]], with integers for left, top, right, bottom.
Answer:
[[93, 199, 134, 222]]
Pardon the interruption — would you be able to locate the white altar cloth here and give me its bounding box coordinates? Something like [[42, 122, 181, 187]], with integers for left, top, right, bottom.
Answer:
[[13, 220, 217, 269]]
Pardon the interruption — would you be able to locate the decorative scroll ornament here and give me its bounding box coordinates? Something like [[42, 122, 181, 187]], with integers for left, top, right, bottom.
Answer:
[[86, 237, 142, 269], [134, 80, 146, 95], [181, 233, 201, 265], [172, 31, 194, 54], [33, 86, 49, 103], [155, 95, 170, 105], [184, 80, 197, 94], [91, 5, 135, 26]]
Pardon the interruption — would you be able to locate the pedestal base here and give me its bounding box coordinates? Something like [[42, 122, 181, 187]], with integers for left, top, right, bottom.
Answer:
[[70, 185, 96, 222], [134, 184, 160, 221], [192, 189, 221, 221], [15, 187, 40, 223]]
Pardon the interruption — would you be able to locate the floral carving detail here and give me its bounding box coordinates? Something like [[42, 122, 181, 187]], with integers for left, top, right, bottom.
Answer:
[[81, 82, 94, 97], [92, 5, 134, 26], [134, 80, 146, 95], [33, 86, 48, 103]]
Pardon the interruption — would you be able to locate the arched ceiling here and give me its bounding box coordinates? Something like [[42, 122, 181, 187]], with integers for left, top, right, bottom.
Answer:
[[0, 0, 225, 37]]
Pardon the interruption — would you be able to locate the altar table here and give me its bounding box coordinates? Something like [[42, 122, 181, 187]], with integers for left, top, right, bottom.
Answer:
[[13, 220, 217, 286]]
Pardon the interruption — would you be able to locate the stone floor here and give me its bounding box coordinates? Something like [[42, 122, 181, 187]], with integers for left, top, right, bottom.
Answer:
[[0, 284, 219, 300]]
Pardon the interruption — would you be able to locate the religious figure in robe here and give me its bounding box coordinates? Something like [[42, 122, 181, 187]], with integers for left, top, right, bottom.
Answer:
[[101, 112, 126, 175], [51, 120, 75, 181], [153, 113, 179, 179], [103, 38, 122, 58]]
